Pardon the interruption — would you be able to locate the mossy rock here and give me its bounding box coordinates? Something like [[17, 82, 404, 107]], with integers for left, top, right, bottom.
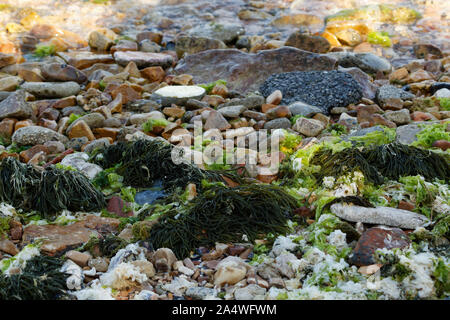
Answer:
[[132, 220, 159, 241], [325, 5, 422, 25]]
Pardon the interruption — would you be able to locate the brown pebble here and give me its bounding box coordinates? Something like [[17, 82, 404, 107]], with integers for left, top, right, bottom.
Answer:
[[432, 140, 450, 151], [266, 90, 282, 105]]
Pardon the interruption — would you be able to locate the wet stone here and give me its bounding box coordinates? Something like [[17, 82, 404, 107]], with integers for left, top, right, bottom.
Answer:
[[41, 63, 87, 84], [285, 32, 330, 53], [0, 89, 32, 120], [21, 81, 81, 98], [114, 51, 173, 69], [376, 85, 415, 107], [174, 47, 337, 93], [350, 227, 410, 267]]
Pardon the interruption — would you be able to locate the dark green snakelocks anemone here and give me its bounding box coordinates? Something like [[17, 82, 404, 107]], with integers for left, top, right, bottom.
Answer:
[[0, 256, 69, 300], [311, 142, 449, 185], [0, 157, 106, 219]]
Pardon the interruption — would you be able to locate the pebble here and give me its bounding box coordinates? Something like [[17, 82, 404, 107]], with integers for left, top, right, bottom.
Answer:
[[88, 257, 109, 273], [376, 85, 415, 107], [327, 52, 392, 74], [41, 63, 87, 83], [12, 125, 69, 146], [214, 256, 249, 287], [152, 248, 177, 272], [285, 32, 330, 53], [0, 89, 32, 120], [0, 76, 22, 92], [66, 250, 91, 267], [152, 85, 205, 107], [234, 284, 266, 300], [293, 117, 325, 137], [185, 287, 217, 300], [21, 81, 81, 98], [174, 47, 336, 93], [218, 105, 247, 118], [384, 109, 411, 125], [113, 51, 173, 69], [288, 101, 322, 117], [350, 227, 410, 266]]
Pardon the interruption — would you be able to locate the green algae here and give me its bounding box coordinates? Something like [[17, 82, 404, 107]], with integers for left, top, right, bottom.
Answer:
[[433, 257, 450, 297], [367, 31, 392, 47], [349, 126, 396, 146], [439, 98, 450, 111], [0, 157, 105, 219], [325, 5, 422, 24], [198, 79, 227, 94], [67, 113, 82, 125], [280, 130, 302, 155], [34, 44, 56, 57], [411, 122, 450, 149], [83, 234, 129, 258], [0, 216, 11, 239], [141, 118, 169, 133], [93, 139, 243, 191], [311, 142, 449, 185], [0, 255, 69, 300], [148, 183, 298, 258]]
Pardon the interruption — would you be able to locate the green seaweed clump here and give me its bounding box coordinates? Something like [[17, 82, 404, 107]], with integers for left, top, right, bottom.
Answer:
[[0, 255, 69, 300], [148, 183, 298, 258], [312, 146, 384, 185], [439, 98, 450, 111], [306, 214, 355, 259], [324, 123, 348, 137], [280, 131, 302, 155], [364, 143, 449, 182], [0, 157, 106, 219], [0, 216, 11, 239], [432, 214, 450, 240], [84, 234, 129, 258], [367, 31, 392, 47], [325, 5, 421, 24], [433, 257, 450, 298], [380, 257, 413, 282], [411, 123, 450, 149], [93, 139, 243, 191], [311, 142, 449, 185], [198, 79, 227, 94], [34, 44, 56, 57], [349, 126, 396, 146], [67, 113, 82, 125], [91, 0, 110, 4], [32, 166, 106, 218], [142, 118, 169, 133], [398, 175, 439, 208]]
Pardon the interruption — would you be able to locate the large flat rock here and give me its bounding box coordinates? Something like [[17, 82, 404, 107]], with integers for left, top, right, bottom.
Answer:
[[173, 47, 337, 93], [330, 203, 430, 229], [22, 215, 120, 256]]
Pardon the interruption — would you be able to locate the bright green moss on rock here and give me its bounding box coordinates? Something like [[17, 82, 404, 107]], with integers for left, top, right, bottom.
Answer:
[[325, 5, 422, 24]]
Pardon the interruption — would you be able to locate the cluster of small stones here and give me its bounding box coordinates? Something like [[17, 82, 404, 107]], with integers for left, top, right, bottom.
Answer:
[[0, 0, 449, 300]]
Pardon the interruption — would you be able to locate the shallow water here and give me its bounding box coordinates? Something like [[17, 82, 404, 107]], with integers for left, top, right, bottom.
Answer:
[[134, 180, 166, 205], [1, 0, 448, 52]]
